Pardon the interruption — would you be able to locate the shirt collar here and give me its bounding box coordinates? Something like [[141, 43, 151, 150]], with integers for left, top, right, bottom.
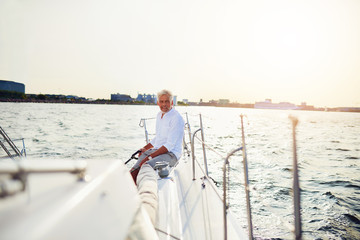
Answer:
[[161, 107, 174, 118]]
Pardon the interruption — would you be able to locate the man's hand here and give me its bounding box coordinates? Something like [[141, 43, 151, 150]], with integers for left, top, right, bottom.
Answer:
[[139, 148, 146, 157], [139, 143, 154, 157]]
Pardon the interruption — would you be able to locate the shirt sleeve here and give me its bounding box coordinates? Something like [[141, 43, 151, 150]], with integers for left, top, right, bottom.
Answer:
[[149, 112, 160, 146], [149, 136, 156, 146], [163, 114, 185, 152]]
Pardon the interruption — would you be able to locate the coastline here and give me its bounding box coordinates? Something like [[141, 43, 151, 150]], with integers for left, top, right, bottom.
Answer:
[[1, 98, 359, 113]]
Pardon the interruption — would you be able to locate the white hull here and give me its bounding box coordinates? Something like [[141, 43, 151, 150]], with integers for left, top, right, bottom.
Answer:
[[0, 159, 157, 240], [0, 157, 247, 239]]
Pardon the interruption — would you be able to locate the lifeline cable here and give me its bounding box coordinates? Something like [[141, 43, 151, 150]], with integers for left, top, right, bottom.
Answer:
[[154, 227, 181, 240]]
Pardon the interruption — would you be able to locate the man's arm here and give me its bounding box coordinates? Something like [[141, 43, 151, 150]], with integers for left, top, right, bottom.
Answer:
[[139, 142, 154, 156], [147, 145, 168, 158], [139, 145, 168, 167]]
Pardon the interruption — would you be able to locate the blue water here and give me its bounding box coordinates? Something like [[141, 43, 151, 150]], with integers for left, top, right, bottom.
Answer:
[[1, 102, 359, 239]]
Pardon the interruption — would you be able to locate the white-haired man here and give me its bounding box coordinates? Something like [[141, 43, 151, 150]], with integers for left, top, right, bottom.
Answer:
[[130, 89, 185, 183]]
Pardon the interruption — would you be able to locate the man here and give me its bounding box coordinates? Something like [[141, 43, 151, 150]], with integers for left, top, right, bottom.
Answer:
[[130, 89, 185, 183]]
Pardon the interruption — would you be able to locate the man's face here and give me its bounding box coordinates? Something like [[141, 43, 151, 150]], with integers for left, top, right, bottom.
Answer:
[[157, 94, 173, 113]]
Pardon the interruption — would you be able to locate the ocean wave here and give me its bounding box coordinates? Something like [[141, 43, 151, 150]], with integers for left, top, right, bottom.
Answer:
[[344, 213, 360, 224], [335, 148, 351, 151], [323, 191, 337, 200], [344, 184, 360, 190], [318, 213, 360, 239], [319, 180, 353, 187]]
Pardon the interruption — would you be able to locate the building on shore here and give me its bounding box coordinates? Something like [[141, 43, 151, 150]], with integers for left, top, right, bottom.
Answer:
[[298, 102, 315, 111], [254, 99, 299, 110], [0, 80, 25, 93], [218, 99, 230, 105], [111, 93, 133, 102], [136, 93, 156, 104], [337, 107, 360, 112]]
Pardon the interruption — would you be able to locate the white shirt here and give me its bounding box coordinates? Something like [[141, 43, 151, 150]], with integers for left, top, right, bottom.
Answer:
[[150, 108, 185, 159]]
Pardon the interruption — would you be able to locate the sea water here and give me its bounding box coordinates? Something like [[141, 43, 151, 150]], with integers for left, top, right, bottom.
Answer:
[[1, 102, 359, 239]]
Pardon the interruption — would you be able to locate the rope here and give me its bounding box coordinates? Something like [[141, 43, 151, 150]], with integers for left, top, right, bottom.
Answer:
[[154, 227, 181, 240], [194, 135, 223, 158]]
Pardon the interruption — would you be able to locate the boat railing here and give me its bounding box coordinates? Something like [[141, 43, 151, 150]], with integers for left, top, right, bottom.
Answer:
[[12, 138, 26, 157], [139, 117, 156, 144], [223, 146, 243, 239], [139, 112, 302, 240], [222, 115, 253, 240], [189, 113, 254, 240], [187, 113, 302, 240], [290, 115, 302, 240], [0, 126, 25, 161], [0, 126, 87, 198], [185, 113, 211, 180], [0, 159, 88, 198], [182, 122, 191, 158]]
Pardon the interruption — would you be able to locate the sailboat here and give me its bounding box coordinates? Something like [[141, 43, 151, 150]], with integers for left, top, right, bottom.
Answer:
[[0, 114, 301, 239]]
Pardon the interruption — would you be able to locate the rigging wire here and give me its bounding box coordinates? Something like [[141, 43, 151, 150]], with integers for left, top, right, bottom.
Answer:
[[155, 227, 181, 240], [193, 123, 295, 234]]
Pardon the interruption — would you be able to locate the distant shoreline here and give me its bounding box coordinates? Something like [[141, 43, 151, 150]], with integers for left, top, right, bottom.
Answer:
[[1, 98, 360, 113], [1, 89, 360, 112], [0, 98, 153, 105]]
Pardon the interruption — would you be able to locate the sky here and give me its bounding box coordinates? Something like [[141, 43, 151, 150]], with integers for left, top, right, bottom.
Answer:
[[1, 0, 359, 107]]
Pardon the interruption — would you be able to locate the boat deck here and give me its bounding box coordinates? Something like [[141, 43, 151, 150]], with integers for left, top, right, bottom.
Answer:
[[155, 158, 247, 240]]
